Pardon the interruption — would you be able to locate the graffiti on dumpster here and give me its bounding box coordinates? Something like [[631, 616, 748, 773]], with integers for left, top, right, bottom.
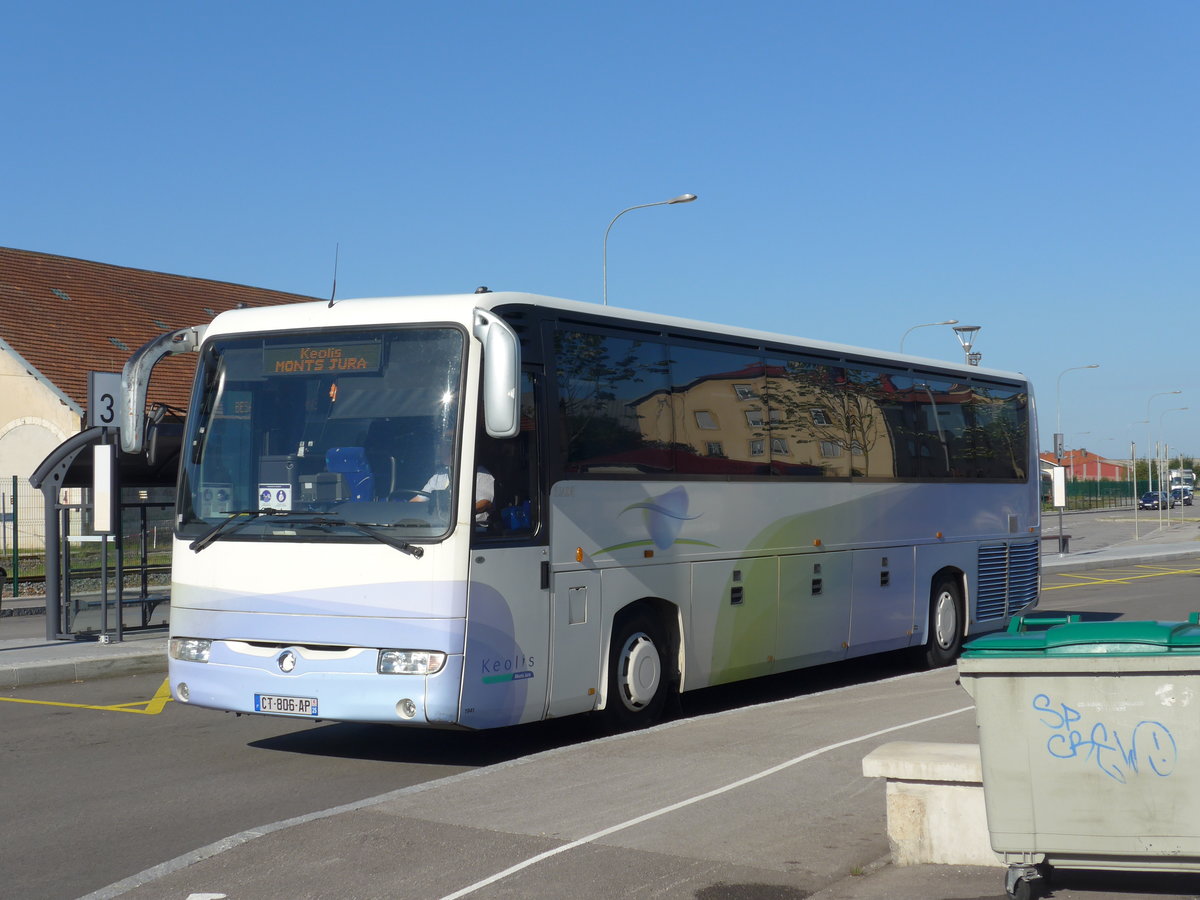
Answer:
[[1031, 693, 1177, 784]]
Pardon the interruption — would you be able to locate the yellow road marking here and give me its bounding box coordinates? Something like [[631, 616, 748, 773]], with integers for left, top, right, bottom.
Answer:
[[0, 677, 173, 714], [1044, 563, 1200, 591]]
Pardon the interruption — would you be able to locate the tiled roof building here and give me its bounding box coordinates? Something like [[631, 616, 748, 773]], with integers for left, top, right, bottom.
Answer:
[[0, 246, 315, 482]]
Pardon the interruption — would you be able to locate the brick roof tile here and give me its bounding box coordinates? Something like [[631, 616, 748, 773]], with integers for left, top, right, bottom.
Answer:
[[0, 247, 315, 415]]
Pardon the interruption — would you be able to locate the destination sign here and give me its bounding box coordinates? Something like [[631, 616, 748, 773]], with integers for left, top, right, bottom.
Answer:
[[264, 341, 382, 375]]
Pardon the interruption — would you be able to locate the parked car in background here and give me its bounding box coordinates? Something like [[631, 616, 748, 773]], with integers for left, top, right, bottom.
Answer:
[[1171, 488, 1193, 506], [1140, 491, 1175, 510]]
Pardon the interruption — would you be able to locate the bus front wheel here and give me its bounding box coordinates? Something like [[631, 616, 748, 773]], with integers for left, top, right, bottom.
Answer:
[[924, 576, 964, 668], [604, 611, 669, 730]]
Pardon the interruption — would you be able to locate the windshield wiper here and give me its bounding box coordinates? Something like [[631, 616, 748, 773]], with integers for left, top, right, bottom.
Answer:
[[189, 510, 425, 558], [277, 514, 425, 558], [188, 508, 293, 553]]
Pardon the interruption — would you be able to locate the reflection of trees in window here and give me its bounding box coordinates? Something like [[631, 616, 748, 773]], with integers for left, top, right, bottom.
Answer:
[[954, 385, 1029, 479], [881, 378, 953, 478], [763, 361, 888, 477], [551, 324, 1028, 482], [555, 330, 670, 472], [881, 377, 1028, 480]]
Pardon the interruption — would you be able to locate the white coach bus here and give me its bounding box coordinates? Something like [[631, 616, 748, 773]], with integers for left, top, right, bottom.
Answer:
[[122, 291, 1040, 730]]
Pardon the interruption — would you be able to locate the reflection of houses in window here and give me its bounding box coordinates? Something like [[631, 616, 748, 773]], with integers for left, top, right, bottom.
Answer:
[[624, 357, 896, 477], [555, 326, 1026, 480]]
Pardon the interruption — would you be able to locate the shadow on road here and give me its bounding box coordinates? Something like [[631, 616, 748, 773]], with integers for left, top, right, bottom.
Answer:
[[247, 647, 933, 765]]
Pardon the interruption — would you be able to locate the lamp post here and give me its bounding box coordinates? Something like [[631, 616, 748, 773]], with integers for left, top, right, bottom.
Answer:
[[1159, 407, 1188, 524], [1054, 364, 1100, 440], [952, 325, 981, 366], [602, 193, 697, 306], [899, 319, 958, 353], [1146, 391, 1182, 496], [1130, 421, 1148, 537]]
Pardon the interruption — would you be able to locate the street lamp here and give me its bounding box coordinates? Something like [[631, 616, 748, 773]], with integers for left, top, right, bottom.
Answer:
[[952, 325, 981, 366], [899, 319, 959, 353], [602, 193, 697, 305], [1146, 391, 1182, 495], [1156, 407, 1188, 524], [1054, 364, 1100, 439]]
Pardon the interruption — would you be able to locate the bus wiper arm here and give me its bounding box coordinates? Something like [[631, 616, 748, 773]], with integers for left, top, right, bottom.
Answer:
[[188, 508, 292, 553], [284, 515, 425, 559]]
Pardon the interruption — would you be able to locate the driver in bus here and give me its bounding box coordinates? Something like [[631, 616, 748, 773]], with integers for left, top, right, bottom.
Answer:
[[411, 445, 495, 530]]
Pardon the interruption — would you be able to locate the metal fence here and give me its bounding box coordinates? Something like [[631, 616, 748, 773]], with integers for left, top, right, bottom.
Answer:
[[0, 475, 173, 600], [0, 475, 46, 597], [1040, 478, 1163, 512]]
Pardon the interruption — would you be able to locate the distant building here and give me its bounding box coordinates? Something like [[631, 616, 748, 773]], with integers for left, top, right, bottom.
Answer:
[[1038, 449, 1128, 480], [0, 247, 316, 485]]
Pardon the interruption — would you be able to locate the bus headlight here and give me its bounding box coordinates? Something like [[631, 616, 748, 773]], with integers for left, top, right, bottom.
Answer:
[[169, 637, 212, 663], [378, 649, 447, 675]]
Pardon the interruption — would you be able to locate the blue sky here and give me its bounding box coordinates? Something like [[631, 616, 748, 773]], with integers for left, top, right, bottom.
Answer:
[[5, 2, 1198, 458]]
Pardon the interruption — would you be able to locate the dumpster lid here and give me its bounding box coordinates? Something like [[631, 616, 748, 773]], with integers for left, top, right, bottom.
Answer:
[[963, 613, 1200, 656]]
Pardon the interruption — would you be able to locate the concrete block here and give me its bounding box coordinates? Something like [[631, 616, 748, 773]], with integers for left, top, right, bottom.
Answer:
[[862, 740, 1000, 868]]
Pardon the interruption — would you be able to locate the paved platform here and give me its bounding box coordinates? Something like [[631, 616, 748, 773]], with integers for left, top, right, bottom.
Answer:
[[6, 509, 1200, 899]]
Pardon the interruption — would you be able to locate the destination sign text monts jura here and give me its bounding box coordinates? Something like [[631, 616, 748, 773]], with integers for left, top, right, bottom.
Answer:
[[264, 341, 382, 375]]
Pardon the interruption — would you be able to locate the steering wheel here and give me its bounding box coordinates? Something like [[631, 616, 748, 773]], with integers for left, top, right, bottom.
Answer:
[[388, 489, 433, 501]]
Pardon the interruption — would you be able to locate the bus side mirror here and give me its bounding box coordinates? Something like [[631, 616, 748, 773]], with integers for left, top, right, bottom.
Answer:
[[120, 325, 207, 453], [473, 310, 520, 439]]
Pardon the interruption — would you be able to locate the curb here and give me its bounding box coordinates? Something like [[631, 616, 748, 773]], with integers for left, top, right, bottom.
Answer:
[[0, 644, 166, 689], [1042, 546, 1200, 574], [0, 605, 47, 618]]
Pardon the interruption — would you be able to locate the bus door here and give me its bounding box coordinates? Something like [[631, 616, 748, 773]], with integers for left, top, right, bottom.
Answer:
[[460, 372, 552, 729]]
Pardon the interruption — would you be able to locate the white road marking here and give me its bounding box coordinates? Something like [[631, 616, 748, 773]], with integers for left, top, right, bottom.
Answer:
[[437, 704, 974, 900], [80, 669, 970, 899]]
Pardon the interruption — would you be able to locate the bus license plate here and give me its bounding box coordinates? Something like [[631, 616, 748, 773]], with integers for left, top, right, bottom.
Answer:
[[254, 693, 318, 716]]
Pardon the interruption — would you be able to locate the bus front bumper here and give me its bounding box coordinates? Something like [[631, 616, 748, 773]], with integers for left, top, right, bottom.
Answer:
[[168, 644, 465, 726]]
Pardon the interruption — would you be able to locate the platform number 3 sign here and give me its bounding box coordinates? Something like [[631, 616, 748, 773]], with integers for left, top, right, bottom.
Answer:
[[88, 371, 122, 429]]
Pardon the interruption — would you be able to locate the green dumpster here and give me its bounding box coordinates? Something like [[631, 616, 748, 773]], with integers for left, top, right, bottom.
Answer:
[[959, 613, 1200, 900]]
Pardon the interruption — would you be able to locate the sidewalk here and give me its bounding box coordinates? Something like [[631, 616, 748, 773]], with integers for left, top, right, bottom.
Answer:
[[0, 595, 168, 689]]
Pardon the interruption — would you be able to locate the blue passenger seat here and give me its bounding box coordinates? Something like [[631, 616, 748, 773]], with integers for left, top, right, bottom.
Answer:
[[325, 446, 375, 501]]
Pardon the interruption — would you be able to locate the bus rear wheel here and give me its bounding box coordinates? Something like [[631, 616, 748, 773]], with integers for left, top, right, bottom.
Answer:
[[924, 576, 964, 668], [604, 611, 669, 730]]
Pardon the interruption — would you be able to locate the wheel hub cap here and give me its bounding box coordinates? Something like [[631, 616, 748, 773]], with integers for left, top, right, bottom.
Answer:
[[619, 633, 661, 710]]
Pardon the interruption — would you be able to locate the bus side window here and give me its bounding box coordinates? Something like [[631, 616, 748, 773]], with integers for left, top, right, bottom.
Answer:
[[477, 372, 538, 538]]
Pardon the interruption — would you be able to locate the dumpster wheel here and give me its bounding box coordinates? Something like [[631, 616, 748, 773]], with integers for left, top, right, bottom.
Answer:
[[1004, 863, 1049, 900]]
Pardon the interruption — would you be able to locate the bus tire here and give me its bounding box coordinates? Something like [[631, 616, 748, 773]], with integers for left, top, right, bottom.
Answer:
[[604, 610, 669, 730], [924, 575, 964, 668]]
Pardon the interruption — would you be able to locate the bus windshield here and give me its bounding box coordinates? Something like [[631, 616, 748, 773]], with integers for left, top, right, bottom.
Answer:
[[177, 326, 465, 542]]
